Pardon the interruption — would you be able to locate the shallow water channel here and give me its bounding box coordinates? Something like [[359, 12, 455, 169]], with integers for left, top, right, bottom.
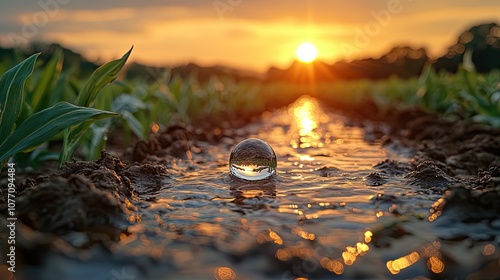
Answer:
[[24, 96, 500, 279]]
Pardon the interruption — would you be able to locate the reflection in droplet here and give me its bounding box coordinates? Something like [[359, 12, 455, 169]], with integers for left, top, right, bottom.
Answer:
[[229, 138, 277, 181]]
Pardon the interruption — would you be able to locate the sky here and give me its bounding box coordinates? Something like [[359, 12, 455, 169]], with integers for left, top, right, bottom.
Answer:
[[0, 1, 499, 72]]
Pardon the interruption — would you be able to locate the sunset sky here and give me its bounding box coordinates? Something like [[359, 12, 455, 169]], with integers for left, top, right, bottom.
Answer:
[[0, 1, 499, 72]]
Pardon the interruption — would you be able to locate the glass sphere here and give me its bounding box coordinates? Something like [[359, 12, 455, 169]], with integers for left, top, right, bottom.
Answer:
[[229, 138, 277, 181]]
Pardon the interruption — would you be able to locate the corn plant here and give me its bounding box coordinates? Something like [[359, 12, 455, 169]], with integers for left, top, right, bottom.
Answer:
[[0, 53, 119, 168], [58, 47, 132, 167]]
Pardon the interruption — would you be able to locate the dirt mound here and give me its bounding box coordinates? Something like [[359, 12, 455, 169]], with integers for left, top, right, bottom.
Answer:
[[373, 159, 410, 176], [128, 124, 197, 162], [14, 151, 171, 245], [384, 109, 500, 176], [405, 161, 455, 190], [441, 165, 500, 223], [17, 174, 124, 235], [364, 172, 387, 186]]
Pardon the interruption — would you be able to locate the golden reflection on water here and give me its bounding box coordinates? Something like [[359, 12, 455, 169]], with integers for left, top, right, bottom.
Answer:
[[196, 222, 226, 237], [386, 251, 421, 274], [427, 256, 445, 273], [214, 266, 237, 280], [289, 97, 324, 149], [364, 230, 373, 243], [428, 198, 444, 222], [269, 229, 284, 245], [257, 229, 284, 245], [320, 257, 345, 274], [291, 227, 316, 241], [341, 242, 370, 266], [421, 242, 445, 274]]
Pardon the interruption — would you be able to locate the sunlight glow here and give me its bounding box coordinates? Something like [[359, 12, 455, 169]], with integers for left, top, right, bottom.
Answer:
[[290, 97, 321, 148], [296, 42, 318, 63]]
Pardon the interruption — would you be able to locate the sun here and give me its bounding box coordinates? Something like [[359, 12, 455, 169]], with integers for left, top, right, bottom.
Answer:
[[296, 42, 318, 63]]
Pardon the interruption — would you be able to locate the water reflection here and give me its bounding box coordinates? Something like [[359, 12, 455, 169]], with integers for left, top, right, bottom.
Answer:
[[386, 251, 420, 274], [99, 96, 492, 279], [422, 243, 445, 274], [214, 267, 237, 280], [289, 97, 324, 149], [226, 174, 277, 199]]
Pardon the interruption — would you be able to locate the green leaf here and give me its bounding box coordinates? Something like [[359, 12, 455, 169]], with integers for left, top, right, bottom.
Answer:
[[0, 53, 39, 143], [75, 46, 133, 107], [0, 102, 118, 164], [112, 94, 146, 113], [122, 111, 145, 138], [111, 94, 146, 138], [31, 49, 62, 112], [50, 66, 76, 105]]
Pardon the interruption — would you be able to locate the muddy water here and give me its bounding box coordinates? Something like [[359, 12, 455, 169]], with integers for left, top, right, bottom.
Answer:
[[21, 96, 500, 279]]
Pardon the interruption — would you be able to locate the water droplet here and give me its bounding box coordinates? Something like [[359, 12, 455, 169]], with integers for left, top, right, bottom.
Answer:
[[229, 138, 277, 181]]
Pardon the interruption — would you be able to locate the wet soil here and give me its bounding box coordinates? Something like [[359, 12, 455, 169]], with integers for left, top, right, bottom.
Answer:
[[1, 96, 500, 279]]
